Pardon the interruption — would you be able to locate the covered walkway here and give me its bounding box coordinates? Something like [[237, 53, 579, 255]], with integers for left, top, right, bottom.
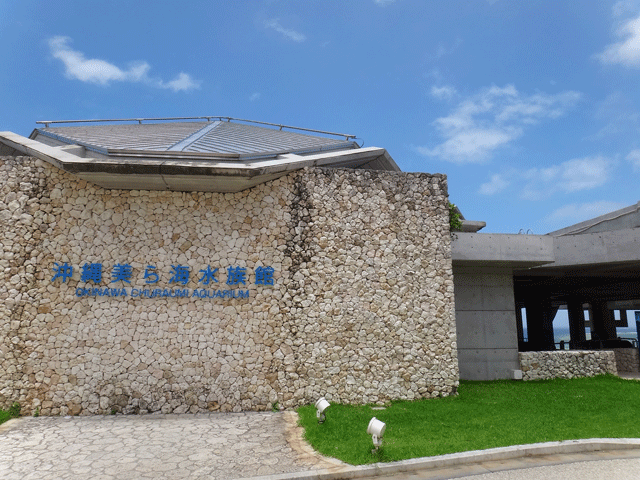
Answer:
[[514, 203, 640, 356]]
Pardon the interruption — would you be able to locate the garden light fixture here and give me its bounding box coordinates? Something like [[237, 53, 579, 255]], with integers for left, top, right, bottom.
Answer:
[[315, 397, 330, 423], [367, 417, 386, 450]]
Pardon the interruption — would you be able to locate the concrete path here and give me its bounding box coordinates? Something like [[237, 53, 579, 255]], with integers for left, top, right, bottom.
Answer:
[[2, 411, 640, 480], [352, 449, 640, 480]]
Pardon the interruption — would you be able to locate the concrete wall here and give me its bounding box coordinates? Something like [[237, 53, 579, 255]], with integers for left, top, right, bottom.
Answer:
[[453, 266, 520, 380], [0, 155, 458, 415], [551, 229, 640, 267], [451, 232, 554, 267], [613, 348, 639, 373]]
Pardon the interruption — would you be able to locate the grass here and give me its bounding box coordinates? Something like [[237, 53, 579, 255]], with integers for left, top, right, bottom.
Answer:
[[297, 375, 640, 465], [0, 402, 21, 425]]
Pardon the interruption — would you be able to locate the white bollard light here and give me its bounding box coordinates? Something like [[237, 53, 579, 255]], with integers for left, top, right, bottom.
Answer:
[[367, 417, 386, 449], [315, 397, 330, 423]]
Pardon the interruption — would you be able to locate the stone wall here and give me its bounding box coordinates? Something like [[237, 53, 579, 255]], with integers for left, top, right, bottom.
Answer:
[[0, 155, 457, 415], [519, 351, 617, 381], [612, 348, 639, 373]]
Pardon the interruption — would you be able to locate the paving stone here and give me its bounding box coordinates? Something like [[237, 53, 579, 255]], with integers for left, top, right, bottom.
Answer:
[[0, 412, 334, 480]]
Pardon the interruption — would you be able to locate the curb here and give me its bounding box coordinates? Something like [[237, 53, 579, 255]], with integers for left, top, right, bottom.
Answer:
[[235, 438, 640, 480], [0, 417, 23, 435]]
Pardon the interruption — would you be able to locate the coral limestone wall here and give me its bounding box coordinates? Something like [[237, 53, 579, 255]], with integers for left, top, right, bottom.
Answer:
[[519, 351, 617, 380], [0, 155, 457, 415]]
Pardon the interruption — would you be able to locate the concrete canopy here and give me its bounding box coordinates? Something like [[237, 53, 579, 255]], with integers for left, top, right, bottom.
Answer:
[[514, 202, 640, 350], [514, 202, 640, 307], [0, 117, 400, 192], [452, 202, 640, 378]]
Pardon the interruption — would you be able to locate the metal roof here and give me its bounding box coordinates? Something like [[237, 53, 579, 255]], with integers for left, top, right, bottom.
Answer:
[[546, 201, 640, 236], [35, 122, 206, 153], [0, 117, 400, 192], [31, 118, 358, 158]]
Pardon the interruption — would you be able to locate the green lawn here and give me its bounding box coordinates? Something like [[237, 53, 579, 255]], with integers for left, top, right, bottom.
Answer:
[[297, 375, 640, 465]]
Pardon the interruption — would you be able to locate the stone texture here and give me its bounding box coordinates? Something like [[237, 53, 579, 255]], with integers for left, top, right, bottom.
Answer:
[[0, 155, 458, 415], [0, 412, 332, 480], [519, 351, 617, 381]]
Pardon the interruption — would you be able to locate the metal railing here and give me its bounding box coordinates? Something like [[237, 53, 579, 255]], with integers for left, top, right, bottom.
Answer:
[[555, 337, 638, 350], [35, 117, 357, 140], [521, 337, 639, 350]]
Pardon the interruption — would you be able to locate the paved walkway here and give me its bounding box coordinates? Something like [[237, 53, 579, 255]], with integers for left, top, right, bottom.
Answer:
[[2, 411, 640, 479], [0, 411, 340, 480], [354, 449, 640, 479]]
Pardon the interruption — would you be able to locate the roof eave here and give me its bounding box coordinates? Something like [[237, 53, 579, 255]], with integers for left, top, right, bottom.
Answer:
[[0, 131, 399, 192]]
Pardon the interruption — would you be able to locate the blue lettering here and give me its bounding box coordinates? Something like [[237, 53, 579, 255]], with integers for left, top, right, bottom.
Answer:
[[74, 282, 251, 301]]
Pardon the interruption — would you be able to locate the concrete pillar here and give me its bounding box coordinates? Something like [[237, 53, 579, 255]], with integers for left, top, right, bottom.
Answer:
[[525, 297, 555, 351], [590, 300, 617, 342], [567, 298, 586, 349]]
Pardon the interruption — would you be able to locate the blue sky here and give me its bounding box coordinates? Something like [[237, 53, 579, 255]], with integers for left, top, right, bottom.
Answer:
[[1, 0, 640, 234]]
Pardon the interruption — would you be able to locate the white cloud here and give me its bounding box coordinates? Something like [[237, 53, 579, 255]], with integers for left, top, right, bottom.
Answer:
[[48, 36, 199, 91], [587, 92, 640, 140], [430, 85, 457, 100], [612, 1, 640, 17], [159, 72, 201, 92], [595, 14, 640, 67], [521, 156, 614, 200], [416, 84, 581, 163], [249, 92, 261, 101], [545, 201, 628, 224], [435, 38, 463, 60], [425, 67, 445, 83], [49, 36, 145, 85], [416, 127, 517, 162], [626, 149, 640, 170], [264, 19, 306, 42], [479, 173, 509, 195], [561, 157, 612, 191]]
